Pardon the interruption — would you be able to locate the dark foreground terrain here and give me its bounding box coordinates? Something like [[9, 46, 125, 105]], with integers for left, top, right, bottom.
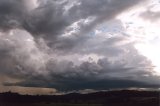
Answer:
[[0, 90, 159, 106]]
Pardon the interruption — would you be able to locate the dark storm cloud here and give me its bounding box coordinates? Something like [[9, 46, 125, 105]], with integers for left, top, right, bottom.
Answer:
[[0, 0, 24, 31], [43, 0, 145, 50], [3, 57, 157, 91], [0, 0, 156, 93], [0, 0, 146, 60], [4, 49, 155, 91], [5, 77, 159, 91], [23, 2, 68, 39], [0, 0, 144, 44]]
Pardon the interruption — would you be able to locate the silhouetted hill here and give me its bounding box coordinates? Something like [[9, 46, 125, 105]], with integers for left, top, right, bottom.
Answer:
[[0, 90, 159, 106]]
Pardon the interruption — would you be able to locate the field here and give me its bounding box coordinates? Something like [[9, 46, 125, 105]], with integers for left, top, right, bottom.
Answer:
[[0, 90, 159, 106]]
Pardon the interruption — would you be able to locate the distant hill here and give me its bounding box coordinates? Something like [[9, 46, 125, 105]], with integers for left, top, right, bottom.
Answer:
[[0, 90, 159, 106]]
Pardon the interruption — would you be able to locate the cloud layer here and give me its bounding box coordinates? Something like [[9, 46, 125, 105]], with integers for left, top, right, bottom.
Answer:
[[0, 0, 159, 93]]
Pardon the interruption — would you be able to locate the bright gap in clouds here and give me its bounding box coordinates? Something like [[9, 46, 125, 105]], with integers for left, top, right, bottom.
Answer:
[[117, 0, 160, 75]]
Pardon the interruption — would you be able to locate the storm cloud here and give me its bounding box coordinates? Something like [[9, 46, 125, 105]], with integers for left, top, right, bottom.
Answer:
[[0, 0, 159, 93]]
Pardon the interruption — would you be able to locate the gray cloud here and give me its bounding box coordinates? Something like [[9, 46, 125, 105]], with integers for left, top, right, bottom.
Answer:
[[140, 10, 160, 21], [3, 44, 155, 91], [5, 77, 159, 91], [0, 0, 145, 45], [0, 0, 157, 93]]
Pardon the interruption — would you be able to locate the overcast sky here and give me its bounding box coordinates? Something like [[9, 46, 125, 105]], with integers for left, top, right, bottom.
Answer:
[[0, 0, 160, 95]]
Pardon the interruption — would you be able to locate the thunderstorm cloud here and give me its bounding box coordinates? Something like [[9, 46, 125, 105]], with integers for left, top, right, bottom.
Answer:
[[0, 0, 159, 94]]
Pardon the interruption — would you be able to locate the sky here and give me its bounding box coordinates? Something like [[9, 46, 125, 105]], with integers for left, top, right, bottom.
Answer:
[[0, 0, 160, 95]]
